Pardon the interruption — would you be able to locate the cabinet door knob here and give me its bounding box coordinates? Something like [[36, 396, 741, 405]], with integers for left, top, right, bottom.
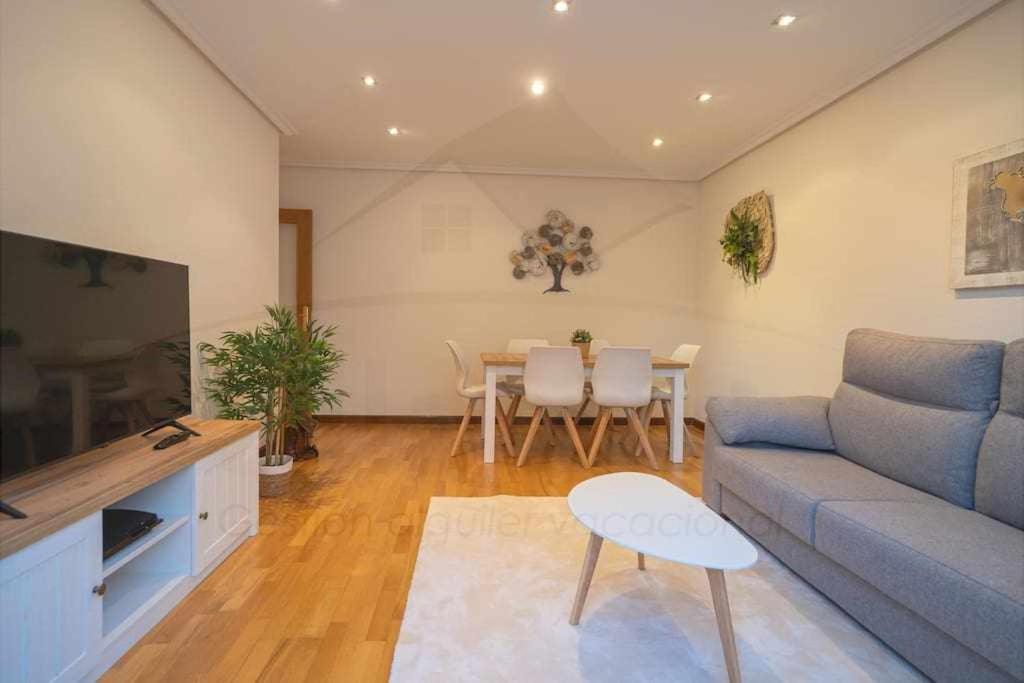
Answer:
[[199, 512, 209, 520], [92, 583, 107, 596]]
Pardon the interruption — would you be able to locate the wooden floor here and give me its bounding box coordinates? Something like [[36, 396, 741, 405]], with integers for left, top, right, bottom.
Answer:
[[104, 420, 704, 682]]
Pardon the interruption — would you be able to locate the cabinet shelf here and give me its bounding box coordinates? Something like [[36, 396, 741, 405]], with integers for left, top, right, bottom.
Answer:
[[102, 515, 190, 578], [102, 571, 186, 641]]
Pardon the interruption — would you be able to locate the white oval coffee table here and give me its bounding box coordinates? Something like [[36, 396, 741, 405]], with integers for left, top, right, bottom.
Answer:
[[567, 472, 758, 683]]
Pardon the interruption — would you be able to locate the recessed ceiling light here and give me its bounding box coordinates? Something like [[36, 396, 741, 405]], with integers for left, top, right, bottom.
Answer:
[[530, 79, 547, 96], [362, 74, 377, 87], [386, 126, 400, 136], [652, 137, 664, 148], [773, 14, 797, 27], [552, 0, 571, 13], [697, 92, 713, 103]]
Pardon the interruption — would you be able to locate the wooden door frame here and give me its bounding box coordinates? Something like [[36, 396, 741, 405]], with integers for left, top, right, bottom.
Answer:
[[279, 208, 312, 327]]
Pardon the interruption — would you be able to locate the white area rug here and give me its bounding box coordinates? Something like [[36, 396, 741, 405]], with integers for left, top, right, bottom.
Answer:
[[391, 496, 925, 682]]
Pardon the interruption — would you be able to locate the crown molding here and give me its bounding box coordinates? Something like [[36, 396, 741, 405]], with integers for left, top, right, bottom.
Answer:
[[697, 0, 1004, 180], [149, 0, 297, 135], [281, 159, 695, 183]]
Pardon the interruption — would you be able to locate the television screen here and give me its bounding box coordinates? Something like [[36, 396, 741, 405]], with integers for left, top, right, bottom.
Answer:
[[0, 230, 190, 481]]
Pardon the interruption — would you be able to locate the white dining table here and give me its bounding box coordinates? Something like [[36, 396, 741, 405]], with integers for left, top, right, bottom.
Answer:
[[479, 352, 690, 464]]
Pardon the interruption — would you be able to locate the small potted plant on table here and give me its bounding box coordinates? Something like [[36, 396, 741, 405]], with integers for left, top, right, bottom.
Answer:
[[199, 305, 348, 497], [571, 329, 593, 358]]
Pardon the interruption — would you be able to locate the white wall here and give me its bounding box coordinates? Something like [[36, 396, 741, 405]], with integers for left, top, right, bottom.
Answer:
[[0, 0, 280, 416], [280, 166, 699, 415], [690, 0, 1024, 418]]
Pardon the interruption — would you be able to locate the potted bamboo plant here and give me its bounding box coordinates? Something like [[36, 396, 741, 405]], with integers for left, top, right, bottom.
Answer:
[[199, 305, 348, 497]]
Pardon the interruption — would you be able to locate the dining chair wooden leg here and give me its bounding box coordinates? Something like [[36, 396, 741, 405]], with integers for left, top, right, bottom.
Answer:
[[516, 406, 545, 467], [707, 568, 743, 683], [561, 407, 590, 469], [569, 532, 604, 625], [506, 395, 522, 428], [575, 395, 591, 420], [627, 407, 660, 470], [543, 409, 558, 445], [587, 408, 612, 466], [661, 399, 673, 449], [632, 401, 655, 459], [450, 398, 477, 457], [495, 404, 517, 458]]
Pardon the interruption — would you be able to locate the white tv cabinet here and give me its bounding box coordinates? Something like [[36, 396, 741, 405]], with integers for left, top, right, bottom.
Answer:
[[0, 418, 260, 682]]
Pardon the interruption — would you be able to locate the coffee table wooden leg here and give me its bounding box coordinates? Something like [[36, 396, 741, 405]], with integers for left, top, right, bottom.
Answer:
[[569, 532, 604, 625], [637, 552, 646, 570], [706, 568, 742, 683]]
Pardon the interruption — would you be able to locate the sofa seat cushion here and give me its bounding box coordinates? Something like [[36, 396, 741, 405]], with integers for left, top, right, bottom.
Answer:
[[815, 501, 1024, 679], [712, 443, 936, 545]]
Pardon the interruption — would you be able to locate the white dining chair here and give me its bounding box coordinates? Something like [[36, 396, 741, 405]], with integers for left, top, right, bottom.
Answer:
[[516, 346, 589, 468], [634, 343, 701, 457], [445, 340, 516, 458], [587, 347, 659, 469], [499, 338, 558, 445]]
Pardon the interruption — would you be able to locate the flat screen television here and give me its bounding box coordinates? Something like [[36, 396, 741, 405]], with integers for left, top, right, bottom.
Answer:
[[0, 230, 190, 482]]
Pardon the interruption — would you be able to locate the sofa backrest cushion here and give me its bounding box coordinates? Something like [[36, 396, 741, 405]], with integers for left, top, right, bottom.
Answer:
[[975, 339, 1024, 529], [841, 328, 1003, 412], [830, 383, 993, 507], [828, 329, 1005, 508]]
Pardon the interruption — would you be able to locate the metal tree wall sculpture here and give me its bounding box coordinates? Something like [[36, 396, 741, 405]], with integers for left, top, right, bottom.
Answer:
[[510, 210, 600, 293]]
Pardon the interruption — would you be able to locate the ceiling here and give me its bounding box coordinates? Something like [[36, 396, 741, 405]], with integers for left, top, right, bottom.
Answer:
[[154, 0, 1001, 180]]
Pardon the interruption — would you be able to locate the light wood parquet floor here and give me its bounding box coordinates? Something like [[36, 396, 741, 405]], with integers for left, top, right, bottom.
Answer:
[[103, 420, 704, 682]]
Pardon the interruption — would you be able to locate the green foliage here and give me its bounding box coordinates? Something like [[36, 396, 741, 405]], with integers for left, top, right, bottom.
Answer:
[[719, 209, 763, 286], [198, 305, 348, 465], [571, 329, 593, 343]]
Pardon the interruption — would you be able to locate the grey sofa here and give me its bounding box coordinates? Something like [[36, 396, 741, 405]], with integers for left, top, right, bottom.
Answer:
[[703, 329, 1024, 682]]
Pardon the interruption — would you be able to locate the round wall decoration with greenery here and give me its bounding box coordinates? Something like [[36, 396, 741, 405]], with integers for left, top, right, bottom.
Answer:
[[720, 191, 775, 285]]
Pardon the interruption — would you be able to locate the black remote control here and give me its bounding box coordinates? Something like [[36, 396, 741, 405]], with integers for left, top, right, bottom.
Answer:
[[0, 500, 27, 519], [153, 431, 192, 450]]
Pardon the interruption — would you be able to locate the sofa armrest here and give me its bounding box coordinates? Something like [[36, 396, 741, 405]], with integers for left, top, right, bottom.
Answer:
[[705, 396, 835, 451]]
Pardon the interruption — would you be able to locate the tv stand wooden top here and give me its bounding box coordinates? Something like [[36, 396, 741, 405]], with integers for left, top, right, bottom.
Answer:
[[0, 417, 260, 559]]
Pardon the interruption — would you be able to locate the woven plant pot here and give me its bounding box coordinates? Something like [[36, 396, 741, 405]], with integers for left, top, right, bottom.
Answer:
[[572, 341, 591, 358], [259, 455, 293, 498]]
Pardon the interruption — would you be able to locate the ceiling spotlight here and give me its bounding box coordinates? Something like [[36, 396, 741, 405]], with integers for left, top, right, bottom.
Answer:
[[362, 74, 377, 87], [697, 92, 713, 103], [652, 137, 664, 148], [530, 79, 547, 96], [552, 0, 571, 13], [386, 126, 400, 136], [773, 14, 797, 27]]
